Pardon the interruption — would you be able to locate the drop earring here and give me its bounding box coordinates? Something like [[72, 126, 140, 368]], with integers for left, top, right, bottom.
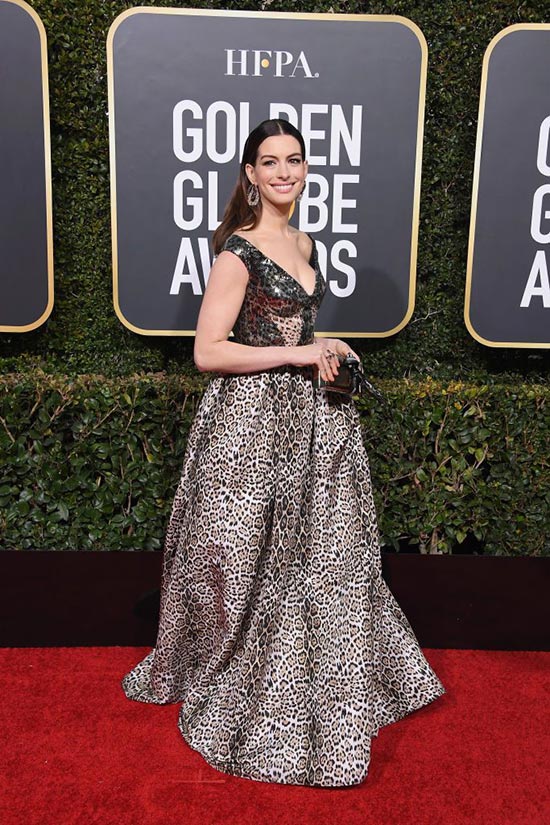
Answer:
[[247, 184, 260, 207], [297, 181, 306, 202]]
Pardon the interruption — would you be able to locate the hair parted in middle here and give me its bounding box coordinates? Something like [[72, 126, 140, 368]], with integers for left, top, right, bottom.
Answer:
[[212, 118, 307, 256]]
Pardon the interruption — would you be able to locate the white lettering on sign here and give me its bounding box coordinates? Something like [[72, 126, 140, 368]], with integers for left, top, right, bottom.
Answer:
[[520, 250, 550, 308], [170, 100, 365, 295], [224, 49, 317, 79], [523, 118, 550, 308]]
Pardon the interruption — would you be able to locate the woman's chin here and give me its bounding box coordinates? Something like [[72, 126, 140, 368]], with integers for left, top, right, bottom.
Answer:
[[263, 192, 297, 209]]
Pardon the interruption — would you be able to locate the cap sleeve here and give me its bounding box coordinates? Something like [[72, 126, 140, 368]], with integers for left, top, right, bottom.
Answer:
[[221, 234, 252, 272]]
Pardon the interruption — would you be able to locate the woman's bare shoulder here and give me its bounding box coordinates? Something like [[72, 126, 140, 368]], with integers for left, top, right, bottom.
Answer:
[[232, 226, 256, 240], [290, 227, 314, 255]]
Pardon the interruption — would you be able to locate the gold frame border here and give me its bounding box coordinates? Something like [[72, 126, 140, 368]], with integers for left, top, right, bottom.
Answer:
[[107, 7, 428, 338], [464, 23, 550, 349], [0, 0, 54, 333]]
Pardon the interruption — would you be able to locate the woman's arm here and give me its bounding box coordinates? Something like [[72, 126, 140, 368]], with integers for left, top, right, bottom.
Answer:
[[193, 250, 301, 374]]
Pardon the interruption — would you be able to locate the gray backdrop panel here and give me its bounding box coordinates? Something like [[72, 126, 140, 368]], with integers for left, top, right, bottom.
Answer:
[[467, 28, 550, 346], [110, 11, 424, 335], [0, 0, 50, 330]]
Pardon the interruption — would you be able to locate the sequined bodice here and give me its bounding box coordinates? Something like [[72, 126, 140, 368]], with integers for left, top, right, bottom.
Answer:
[[222, 234, 326, 347]]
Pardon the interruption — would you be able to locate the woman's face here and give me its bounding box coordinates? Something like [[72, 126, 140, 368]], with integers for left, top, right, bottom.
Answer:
[[245, 134, 308, 207]]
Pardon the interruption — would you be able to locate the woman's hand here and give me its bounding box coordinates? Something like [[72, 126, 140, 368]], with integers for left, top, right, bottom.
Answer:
[[291, 338, 361, 381]]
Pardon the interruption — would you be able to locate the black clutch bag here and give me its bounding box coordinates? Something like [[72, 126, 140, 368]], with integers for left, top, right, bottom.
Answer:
[[312, 354, 386, 403]]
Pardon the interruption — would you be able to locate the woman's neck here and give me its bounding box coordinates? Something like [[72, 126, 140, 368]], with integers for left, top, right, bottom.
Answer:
[[254, 200, 294, 237]]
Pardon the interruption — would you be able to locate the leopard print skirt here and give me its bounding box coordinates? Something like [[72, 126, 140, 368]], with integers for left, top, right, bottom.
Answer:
[[121, 369, 446, 787]]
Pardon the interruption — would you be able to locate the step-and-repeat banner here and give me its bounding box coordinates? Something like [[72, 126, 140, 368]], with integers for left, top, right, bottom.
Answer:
[[0, 0, 53, 332], [465, 24, 550, 348], [107, 9, 427, 337]]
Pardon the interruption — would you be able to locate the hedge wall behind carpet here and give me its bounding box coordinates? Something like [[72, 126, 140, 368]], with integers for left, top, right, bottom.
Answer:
[[2, 372, 548, 556], [1, 0, 548, 555]]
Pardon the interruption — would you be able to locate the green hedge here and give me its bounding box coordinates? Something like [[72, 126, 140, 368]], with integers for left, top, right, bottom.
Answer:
[[1, 371, 548, 555], [1, 1, 549, 554]]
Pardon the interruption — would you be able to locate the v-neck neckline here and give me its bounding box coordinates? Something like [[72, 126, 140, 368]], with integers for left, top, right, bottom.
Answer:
[[231, 233, 318, 298]]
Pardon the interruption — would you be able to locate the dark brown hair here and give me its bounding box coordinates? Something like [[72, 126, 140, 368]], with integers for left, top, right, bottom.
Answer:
[[212, 118, 306, 255]]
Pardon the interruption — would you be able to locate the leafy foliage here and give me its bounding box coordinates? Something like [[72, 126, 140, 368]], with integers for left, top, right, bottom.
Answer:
[[359, 378, 550, 556], [1, 372, 548, 555]]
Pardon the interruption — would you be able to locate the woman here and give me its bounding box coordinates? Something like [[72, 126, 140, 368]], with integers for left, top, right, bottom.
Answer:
[[122, 118, 446, 788]]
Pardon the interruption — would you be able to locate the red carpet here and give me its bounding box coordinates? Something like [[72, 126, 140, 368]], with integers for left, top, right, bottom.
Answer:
[[1, 647, 548, 825]]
